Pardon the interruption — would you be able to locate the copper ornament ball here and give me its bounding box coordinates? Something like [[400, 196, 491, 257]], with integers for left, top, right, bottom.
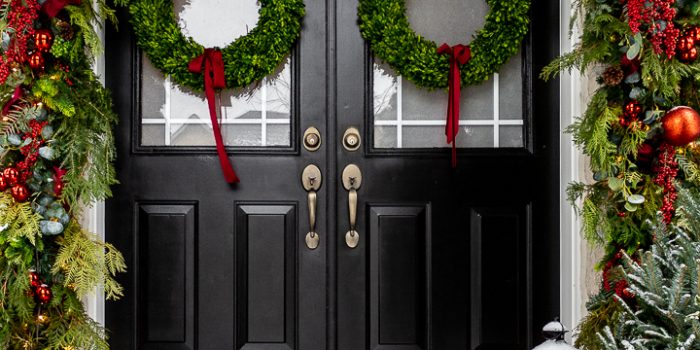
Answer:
[[35, 284, 52, 304], [10, 184, 29, 202], [678, 35, 696, 52], [679, 47, 698, 63], [688, 26, 700, 42], [662, 106, 700, 146], [28, 270, 41, 288], [33, 29, 53, 52], [28, 52, 45, 70]]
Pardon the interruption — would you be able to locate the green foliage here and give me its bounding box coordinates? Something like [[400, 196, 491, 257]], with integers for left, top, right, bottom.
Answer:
[[594, 194, 700, 348], [53, 221, 125, 300], [117, 0, 305, 91], [358, 0, 530, 89], [0, 1, 122, 348]]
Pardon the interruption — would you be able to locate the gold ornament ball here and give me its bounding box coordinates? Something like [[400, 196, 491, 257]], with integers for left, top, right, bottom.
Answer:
[[662, 106, 700, 146]]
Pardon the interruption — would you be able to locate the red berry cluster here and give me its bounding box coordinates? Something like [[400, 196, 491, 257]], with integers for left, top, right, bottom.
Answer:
[[0, 0, 40, 83], [16, 119, 48, 182], [626, 0, 680, 59], [654, 143, 678, 224], [602, 251, 636, 300], [28, 270, 52, 305]]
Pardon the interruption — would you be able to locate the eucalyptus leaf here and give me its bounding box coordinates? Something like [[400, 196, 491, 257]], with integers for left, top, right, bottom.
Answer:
[[608, 177, 624, 192], [627, 194, 645, 205], [39, 220, 64, 236], [38, 146, 55, 160], [624, 202, 638, 212], [7, 134, 21, 146]]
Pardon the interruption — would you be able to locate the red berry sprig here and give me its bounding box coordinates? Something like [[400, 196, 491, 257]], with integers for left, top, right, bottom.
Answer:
[[626, 0, 680, 59], [654, 144, 679, 224], [0, 0, 41, 83]]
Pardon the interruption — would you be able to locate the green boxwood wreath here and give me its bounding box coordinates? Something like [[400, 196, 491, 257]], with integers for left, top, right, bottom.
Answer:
[[120, 0, 305, 91], [358, 0, 530, 89]]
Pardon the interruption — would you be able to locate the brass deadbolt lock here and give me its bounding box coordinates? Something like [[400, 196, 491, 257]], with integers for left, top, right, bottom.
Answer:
[[343, 127, 361, 151], [303, 127, 322, 152]]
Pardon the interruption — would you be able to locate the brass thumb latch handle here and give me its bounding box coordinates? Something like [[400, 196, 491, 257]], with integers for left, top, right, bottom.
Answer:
[[342, 164, 362, 248], [302, 165, 322, 250]]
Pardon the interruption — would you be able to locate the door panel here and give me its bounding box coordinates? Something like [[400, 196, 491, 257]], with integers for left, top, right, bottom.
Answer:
[[368, 205, 430, 350], [136, 203, 197, 350], [235, 204, 297, 348]]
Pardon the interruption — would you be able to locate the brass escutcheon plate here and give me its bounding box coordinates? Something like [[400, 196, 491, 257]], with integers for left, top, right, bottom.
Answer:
[[303, 126, 322, 152], [306, 232, 320, 250], [345, 230, 359, 248]]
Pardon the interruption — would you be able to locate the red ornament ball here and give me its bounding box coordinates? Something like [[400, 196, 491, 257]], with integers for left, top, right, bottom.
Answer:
[[28, 270, 41, 288], [662, 106, 700, 146], [28, 52, 45, 70], [678, 35, 696, 52], [0, 176, 7, 191], [679, 47, 698, 63], [2, 167, 19, 186], [10, 184, 29, 202], [35, 284, 52, 304], [33, 29, 53, 52]]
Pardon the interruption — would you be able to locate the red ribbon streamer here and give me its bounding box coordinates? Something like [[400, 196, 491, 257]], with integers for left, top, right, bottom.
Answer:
[[189, 48, 240, 184], [42, 0, 81, 18], [2, 86, 23, 116], [437, 44, 471, 167]]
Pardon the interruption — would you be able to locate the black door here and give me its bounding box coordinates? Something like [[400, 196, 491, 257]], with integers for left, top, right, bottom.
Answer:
[[106, 0, 559, 349]]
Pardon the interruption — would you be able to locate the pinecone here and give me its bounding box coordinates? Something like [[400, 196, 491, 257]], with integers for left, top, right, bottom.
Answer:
[[55, 20, 74, 41], [601, 66, 624, 86]]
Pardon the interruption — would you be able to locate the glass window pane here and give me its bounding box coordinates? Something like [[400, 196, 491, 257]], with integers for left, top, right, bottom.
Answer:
[[374, 126, 398, 148], [499, 126, 524, 148]]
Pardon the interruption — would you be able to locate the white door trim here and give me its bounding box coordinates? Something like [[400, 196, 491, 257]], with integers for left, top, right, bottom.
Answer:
[[559, 0, 584, 339]]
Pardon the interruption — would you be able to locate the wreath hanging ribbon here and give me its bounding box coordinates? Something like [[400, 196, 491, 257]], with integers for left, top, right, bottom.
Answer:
[[120, 0, 305, 183], [437, 44, 471, 167], [42, 0, 81, 17], [188, 49, 239, 184], [358, 0, 530, 164]]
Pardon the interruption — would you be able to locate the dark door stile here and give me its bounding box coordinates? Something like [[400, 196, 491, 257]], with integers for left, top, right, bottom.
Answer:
[[105, 0, 560, 349]]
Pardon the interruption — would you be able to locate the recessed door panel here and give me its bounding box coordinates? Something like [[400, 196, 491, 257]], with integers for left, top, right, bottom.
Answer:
[[369, 205, 431, 350], [235, 204, 297, 349], [136, 203, 197, 350]]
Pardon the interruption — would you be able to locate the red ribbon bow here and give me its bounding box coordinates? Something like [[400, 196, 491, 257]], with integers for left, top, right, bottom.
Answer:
[[2, 86, 23, 116], [437, 43, 471, 167], [189, 48, 240, 184], [42, 0, 81, 18]]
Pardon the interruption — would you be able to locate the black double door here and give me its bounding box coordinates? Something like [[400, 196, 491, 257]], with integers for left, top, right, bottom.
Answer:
[[106, 0, 560, 349]]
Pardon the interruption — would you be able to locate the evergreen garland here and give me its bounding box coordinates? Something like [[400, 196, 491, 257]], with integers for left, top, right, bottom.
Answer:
[[544, 0, 700, 348], [358, 0, 530, 89], [116, 0, 305, 91], [0, 1, 124, 349], [596, 189, 700, 349]]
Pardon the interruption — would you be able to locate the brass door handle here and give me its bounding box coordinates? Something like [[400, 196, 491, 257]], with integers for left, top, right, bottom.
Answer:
[[302, 165, 322, 250], [342, 164, 362, 248]]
